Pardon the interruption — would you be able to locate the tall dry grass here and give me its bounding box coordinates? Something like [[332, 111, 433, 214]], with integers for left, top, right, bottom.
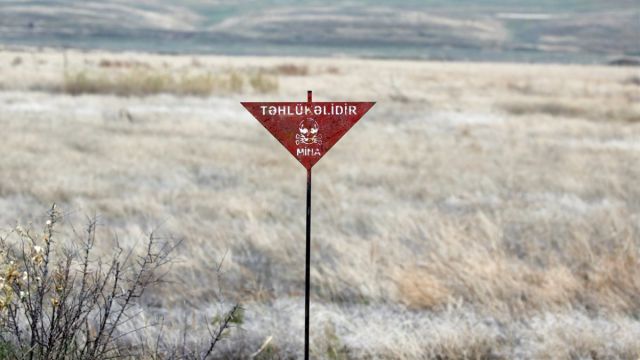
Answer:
[[0, 49, 639, 358], [62, 69, 277, 97]]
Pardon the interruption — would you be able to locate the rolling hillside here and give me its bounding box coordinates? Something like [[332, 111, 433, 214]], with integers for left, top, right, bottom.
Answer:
[[0, 0, 638, 63]]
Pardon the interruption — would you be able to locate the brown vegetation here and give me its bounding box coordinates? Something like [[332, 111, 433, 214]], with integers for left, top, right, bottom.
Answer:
[[0, 49, 638, 358], [62, 69, 277, 97]]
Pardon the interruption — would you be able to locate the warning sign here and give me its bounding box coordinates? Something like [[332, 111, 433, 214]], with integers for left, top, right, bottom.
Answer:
[[242, 92, 375, 169]]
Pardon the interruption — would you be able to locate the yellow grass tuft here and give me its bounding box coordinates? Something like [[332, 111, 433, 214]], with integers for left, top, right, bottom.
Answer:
[[395, 266, 451, 309]]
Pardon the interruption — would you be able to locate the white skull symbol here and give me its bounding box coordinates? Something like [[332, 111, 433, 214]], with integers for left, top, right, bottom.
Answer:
[[295, 118, 322, 145]]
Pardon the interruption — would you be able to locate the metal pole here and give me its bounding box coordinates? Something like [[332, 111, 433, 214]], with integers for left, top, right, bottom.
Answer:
[[304, 90, 313, 359], [304, 168, 311, 360]]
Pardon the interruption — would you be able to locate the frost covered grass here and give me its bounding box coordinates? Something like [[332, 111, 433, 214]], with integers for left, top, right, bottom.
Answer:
[[0, 49, 639, 358]]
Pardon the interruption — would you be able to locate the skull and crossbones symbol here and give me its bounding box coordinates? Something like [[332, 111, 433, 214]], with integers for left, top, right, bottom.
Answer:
[[295, 118, 322, 145]]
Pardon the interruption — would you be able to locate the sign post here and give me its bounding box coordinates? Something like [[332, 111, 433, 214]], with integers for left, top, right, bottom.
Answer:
[[242, 91, 375, 359]]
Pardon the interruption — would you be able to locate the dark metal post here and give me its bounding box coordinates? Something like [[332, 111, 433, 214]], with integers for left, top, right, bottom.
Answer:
[[304, 89, 312, 360], [304, 168, 312, 360]]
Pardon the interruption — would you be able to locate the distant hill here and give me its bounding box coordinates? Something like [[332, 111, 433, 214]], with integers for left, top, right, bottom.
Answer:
[[0, 0, 638, 63]]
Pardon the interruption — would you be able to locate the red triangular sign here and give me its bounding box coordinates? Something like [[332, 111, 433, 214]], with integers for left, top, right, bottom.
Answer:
[[242, 92, 375, 169]]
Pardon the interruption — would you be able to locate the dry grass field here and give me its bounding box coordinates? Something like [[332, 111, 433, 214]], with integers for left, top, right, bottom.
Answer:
[[0, 48, 639, 358]]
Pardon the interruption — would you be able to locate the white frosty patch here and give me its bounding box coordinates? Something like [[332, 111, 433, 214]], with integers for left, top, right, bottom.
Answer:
[[525, 192, 624, 216], [561, 138, 640, 152], [0, 92, 247, 122]]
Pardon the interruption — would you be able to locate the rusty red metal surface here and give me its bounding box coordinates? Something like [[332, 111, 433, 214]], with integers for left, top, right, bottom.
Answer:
[[242, 92, 375, 169]]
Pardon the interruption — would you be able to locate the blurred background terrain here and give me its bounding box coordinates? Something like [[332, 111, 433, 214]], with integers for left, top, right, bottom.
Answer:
[[0, 0, 639, 63], [0, 1, 639, 359]]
